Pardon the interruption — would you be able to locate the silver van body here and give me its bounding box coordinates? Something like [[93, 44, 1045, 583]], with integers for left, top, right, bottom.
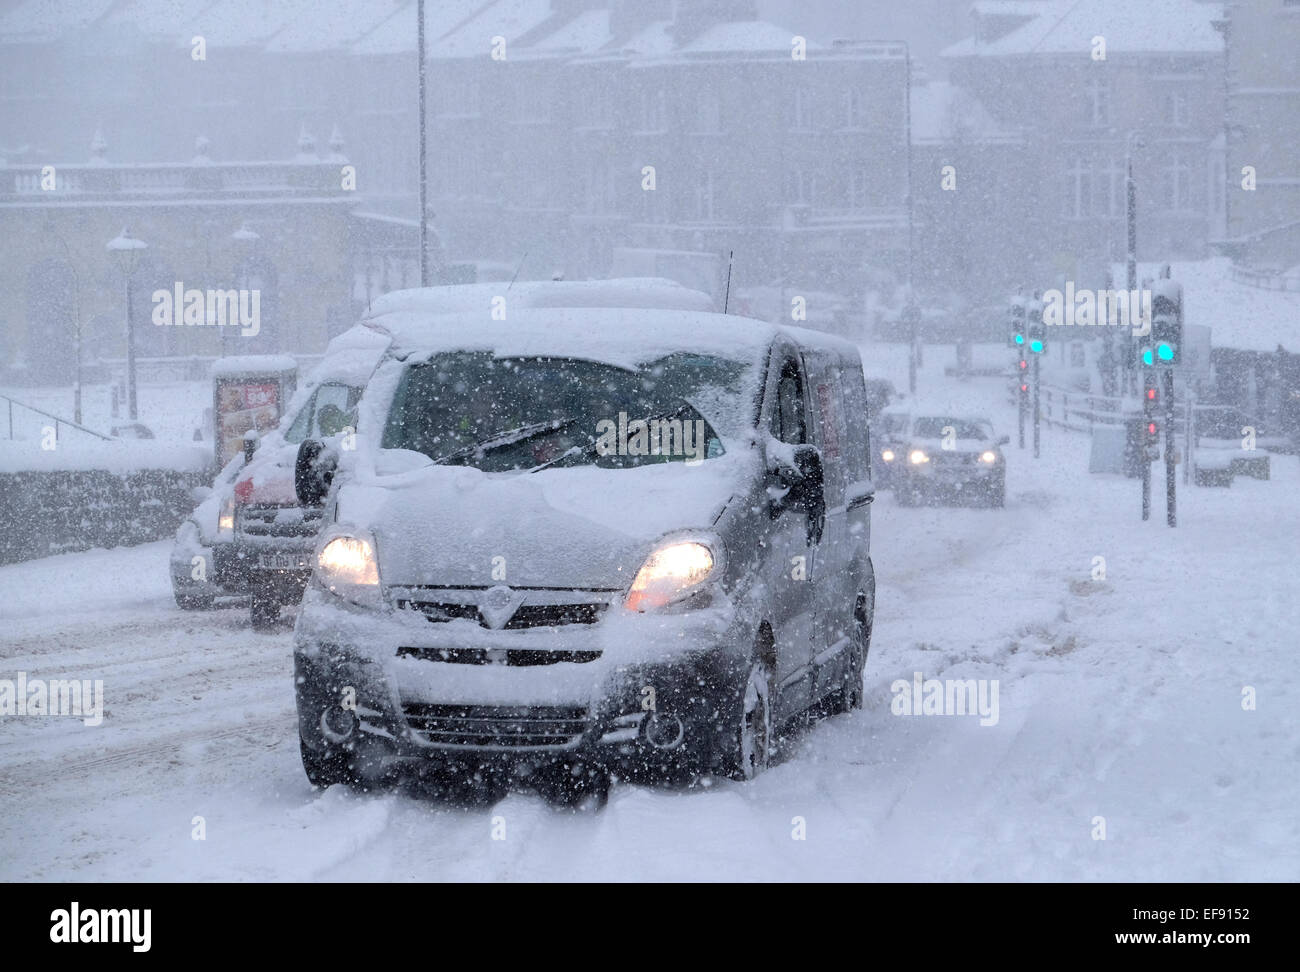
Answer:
[[292, 301, 875, 796]]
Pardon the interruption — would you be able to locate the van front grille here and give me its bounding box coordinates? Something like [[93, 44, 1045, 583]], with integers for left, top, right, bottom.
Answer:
[[402, 703, 589, 749], [395, 595, 610, 629], [397, 646, 601, 666]]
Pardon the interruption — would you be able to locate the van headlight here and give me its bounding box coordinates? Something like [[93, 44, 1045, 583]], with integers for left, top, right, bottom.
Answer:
[[316, 535, 381, 607], [626, 540, 717, 612], [909, 449, 929, 465], [218, 495, 235, 534], [979, 450, 998, 464], [881, 449, 895, 462]]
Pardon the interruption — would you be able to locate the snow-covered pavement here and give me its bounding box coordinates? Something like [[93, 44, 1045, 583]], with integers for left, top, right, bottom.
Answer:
[[2, 355, 1296, 881]]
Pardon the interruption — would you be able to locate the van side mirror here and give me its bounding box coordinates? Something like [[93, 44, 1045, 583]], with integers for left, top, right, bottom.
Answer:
[[768, 443, 826, 529], [295, 438, 338, 507], [996, 435, 1010, 446]]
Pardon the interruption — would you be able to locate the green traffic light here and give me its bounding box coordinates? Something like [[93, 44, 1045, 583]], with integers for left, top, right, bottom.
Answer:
[[1141, 348, 1154, 366], [1157, 343, 1175, 362], [1029, 339, 1043, 353], [1014, 334, 1024, 345]]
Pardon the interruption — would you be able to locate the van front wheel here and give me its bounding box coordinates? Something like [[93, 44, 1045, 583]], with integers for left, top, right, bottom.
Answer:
[[725, 658, 773, 781]]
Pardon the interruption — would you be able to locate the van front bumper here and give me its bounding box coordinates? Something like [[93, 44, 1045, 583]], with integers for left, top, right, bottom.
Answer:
[[293, 587, 747, 778]]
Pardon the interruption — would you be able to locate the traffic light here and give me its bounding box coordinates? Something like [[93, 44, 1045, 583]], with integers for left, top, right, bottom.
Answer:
[[1026, 296, 1046, 354], [1008, 298, 1026, 348], [1142, 375, 1160, 457], [1150, 279, 1183, 366]]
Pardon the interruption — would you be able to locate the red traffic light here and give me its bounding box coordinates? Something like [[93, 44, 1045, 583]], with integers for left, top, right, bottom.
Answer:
[[1147, 422, 1158, 436], [1146, 388, 1157, 400], [1019, 384, 1028, 392], [1018, 359, 1028, 370]]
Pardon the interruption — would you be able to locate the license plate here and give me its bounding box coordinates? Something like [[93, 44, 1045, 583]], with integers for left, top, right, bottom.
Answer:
[[257, 552, 303, 570]]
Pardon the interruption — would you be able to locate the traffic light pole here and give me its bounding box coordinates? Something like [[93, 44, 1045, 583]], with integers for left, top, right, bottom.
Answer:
[[1141, 366, 1153, 522], [1017, 349, 1026, 449], [1164, 369, 1176, 527], [1032, 354, 1040, 458]]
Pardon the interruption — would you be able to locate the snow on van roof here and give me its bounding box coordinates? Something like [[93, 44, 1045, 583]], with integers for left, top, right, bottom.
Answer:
[[361, 307, 780, 368], [365, 278, 715, 318], [782, 323, 864, 362]]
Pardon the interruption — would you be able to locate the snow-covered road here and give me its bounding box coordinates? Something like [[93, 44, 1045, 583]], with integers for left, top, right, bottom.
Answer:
[[2, 368, 1296, 881]]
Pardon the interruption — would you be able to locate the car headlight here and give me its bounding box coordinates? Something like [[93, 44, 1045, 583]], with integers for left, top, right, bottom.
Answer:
[[316, 535, 381, 606], [881, 449, 895, 462], [626, 540, 716, 612], [980, 450, 998, 464], [909, 449, 929, 465], [218, 496, 235, 534]]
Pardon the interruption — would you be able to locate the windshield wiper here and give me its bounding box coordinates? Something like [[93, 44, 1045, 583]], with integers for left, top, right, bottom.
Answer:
[[434, 416, 581, 465], [529, 402, 698, 473]]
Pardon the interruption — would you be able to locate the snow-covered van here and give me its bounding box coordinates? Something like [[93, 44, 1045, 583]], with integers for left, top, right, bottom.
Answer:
[[291, 293, 877, 805], [171, 279, 717, 628]]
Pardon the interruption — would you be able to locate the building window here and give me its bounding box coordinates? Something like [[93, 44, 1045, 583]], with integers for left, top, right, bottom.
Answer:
[[515, 82, 551, 123], [1098, 157, 1126, 217], [1086, 77, 1110, 127], [1063, 157, 1092, 219], [695, 90, 722, 133], [844, 88, 867, 129], [850, 170, 873, 209], [640, 88, 667, 132], [793, 87, 817, 130], [437, 78, 479, 117], [640, 182, 666, 223], [694, 171, 715, 220], [786, 169, 817, 205], [1162, 88, 1190, 127], [584, 162, 615, 214], [1163, 152, 1196, 212]]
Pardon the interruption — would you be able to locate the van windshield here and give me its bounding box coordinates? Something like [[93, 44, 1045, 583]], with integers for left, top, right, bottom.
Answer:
[[284, 383, 362, 443], [381, 352, 752, 472]]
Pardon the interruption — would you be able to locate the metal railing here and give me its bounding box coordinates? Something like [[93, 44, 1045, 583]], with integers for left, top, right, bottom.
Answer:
[[1004, 379, 1189, 432], [1, 393, 114, 442]]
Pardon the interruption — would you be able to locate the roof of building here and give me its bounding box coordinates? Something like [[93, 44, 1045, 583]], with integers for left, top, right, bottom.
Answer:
[[942, 0, 1224, 58]]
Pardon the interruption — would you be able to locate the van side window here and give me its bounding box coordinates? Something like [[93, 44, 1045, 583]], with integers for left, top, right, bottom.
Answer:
[[773, 359, 807, 444]]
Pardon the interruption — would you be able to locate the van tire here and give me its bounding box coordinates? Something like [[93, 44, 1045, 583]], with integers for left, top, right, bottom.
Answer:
[[299, 737, 353, 788], [724, 656, 774, 781], [832, 600, 871, 713], [536, 761, 610, 810], [173, 589, 214, 611], [251, 590, 280, 629]]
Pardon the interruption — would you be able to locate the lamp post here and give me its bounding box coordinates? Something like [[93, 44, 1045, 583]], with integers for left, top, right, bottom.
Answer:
[[106, 228, 147, 421], [901, 42, 920, 394], [1123, 132, 1145, 397], [417, 0, 429, 287], [230, 223, 259, 355]]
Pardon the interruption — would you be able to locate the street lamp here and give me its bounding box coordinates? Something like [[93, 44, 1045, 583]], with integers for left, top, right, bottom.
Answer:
[[1122, 132, 1146, 396], [106, 227, 147, 421], [230, 223, 259, 356]]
